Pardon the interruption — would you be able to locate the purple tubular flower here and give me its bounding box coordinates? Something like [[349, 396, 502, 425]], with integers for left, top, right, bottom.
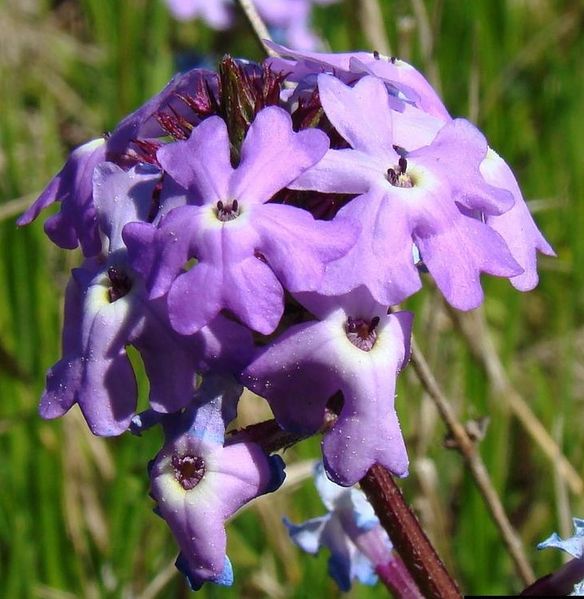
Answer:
[[40, 164, 253, 435], [292, 74, 523, 309], [124, 106, 356, 335], [149, 376, 285, 589], [17, 138, 106, 255], [285, 462, 401, 592], [243, 287, 412, 486], [18, 68, 218, 257]]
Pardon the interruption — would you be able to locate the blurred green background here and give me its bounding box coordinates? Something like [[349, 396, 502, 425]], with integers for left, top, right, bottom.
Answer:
[[1, 0, 583, 596]]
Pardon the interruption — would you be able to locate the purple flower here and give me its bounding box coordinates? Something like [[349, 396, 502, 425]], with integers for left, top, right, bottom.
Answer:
[[124, 106, 356, 335], [19, 67, 218, 257], [266, 41, 441, 113], [292, 74, 523, 309], [164, 0, 233, 29], [17, 138, 106, 256], [40, 163, 253, 435], [149, 376, 285, 589], [243, 287, 412, 486], [480, 149, 556, 291]]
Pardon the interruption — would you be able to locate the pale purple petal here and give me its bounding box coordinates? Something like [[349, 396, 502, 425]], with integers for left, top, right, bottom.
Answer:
[[168, 263, 224, 335], [317, 74, 395, 158], [410, 119, 514, 215], [414, 203, 522, 310], [322, 311, 412, 485], [290, 148, 381, 194], [40, 267, 141, 435], [318, 190, 422, 306], [352, 55, 450, 120], [481, 149, 555, 291], [392, 103, 445, 151], [222, 255, 284, 334], [157, 116, 232, 203], [230, 106, 329, 204], [123, 205, 202, 297], [252, 203, 358, 292], [242, 319, 341, 433], [93, 162, 161, 252], [19, 138, 106, 255]]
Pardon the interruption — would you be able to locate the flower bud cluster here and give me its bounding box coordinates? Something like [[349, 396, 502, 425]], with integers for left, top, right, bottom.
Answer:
[[21, 44, 552, 589]]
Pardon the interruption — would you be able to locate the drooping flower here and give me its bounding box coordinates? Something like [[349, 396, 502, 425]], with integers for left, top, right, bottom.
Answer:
[[124, 105, 357, 335], [291, 73, 523, 309], [149, 375, 286, 589], [17, 138, 107, 256], [40, 163, 253, 435], [243, 286, 412, 486], [285, 462, 421, 596]]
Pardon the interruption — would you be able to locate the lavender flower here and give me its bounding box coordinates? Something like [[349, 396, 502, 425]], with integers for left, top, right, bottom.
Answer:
[[164, 0, 338, 51], [243, 287, 412, 486], [149, 376, 285, 589], [291, 73, 524, 309], [40, 163, 253, 435], [18, 67, 218, 257], [17, 138, 106, 256], [124, 106, 356, 335], [164, 0, 233, 29]]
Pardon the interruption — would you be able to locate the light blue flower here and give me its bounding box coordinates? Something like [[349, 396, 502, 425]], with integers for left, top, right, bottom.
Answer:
[[284, 462, 392, 591], [537, 518, 584, 596]]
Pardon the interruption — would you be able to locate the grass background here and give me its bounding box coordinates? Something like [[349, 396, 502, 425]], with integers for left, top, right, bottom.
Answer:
[[0, 0, 583, 596]]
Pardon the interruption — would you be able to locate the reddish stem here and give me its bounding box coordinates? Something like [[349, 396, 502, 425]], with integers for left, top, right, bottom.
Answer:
[[360, 465, 462, 599]]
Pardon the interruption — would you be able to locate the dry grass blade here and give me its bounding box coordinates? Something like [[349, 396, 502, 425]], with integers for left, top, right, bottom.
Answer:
[[408, 335, 535, 585], [449, 307, 584, 496], [358, 0, 391, 55]]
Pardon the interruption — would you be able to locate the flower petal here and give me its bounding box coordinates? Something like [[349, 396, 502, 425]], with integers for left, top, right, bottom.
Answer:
[[317, 74, 395, 159], [157, 116, 233, 202], [252, 203, 357, 292], [230, 106, 329, 204], [481, 149, 555, 291]]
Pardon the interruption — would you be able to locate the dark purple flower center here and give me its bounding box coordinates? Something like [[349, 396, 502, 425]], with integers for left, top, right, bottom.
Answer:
[[345, 316, 380, 351], [107, 266, 132, 302], [216, 199, 240, 222], [171, 453, 206, 490], [387, 156, 413, 188]]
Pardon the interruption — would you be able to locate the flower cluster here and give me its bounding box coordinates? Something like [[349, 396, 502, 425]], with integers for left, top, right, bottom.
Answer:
[[21, 43, 552, 589], [165, 0, 338, 51]]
